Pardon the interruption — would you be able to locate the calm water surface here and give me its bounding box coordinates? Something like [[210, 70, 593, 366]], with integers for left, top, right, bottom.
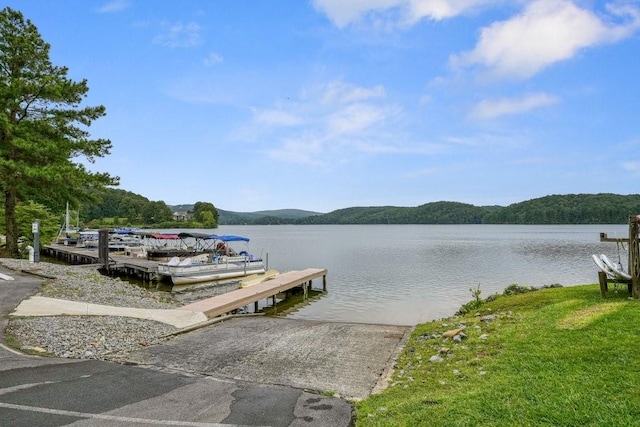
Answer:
[[208, 224, 628, 326]]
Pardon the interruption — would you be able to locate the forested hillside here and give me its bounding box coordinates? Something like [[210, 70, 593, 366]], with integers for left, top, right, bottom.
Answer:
[[297, 202, 495, 224], [296, 194, 639, 225], [82, 189, 173, 225], [79, 189, 219, 228], [76, 191, 640, 226], [218, 209, 322, 225], [482, 194, 640, 224]]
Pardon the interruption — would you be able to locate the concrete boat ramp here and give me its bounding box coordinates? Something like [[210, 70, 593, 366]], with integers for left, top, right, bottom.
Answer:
[[126, 316, 410, 400], [9, 266, 411, 400]]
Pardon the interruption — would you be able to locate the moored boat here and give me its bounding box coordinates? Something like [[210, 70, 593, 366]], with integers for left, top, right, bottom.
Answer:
[[157, 234, 266, 285], [108, 228, 143, 252], [77, 230, 99, 248]]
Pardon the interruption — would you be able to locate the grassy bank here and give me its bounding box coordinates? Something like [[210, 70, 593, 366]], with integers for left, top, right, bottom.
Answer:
[[356, 284, 640, 426]]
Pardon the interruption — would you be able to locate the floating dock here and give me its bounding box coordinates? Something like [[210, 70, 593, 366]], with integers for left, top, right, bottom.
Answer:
[[179, 268, 327, 319]]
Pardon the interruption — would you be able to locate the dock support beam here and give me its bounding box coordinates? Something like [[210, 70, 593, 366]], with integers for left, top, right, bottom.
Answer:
[[98, 229, 110, 269], [631, 216, 640, 299], [600, 217, 639, 299]]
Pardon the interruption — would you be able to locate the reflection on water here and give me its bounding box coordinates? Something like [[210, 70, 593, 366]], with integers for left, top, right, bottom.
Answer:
[[205, 224, 629, 326]]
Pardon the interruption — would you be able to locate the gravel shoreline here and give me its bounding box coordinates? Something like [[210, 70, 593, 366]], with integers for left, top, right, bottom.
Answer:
[[1, 258, 181, 361]]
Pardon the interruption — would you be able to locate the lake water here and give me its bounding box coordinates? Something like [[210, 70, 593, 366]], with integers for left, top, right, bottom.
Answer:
[[205, 224, 629, 326]]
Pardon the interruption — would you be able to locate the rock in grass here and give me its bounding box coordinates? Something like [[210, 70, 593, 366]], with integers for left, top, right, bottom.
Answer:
[[442, 328, 464, 338]]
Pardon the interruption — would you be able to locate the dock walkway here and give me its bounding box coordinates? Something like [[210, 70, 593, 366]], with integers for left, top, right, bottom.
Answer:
[[11, 269, 328, 327], [179, 268, 327, 319]]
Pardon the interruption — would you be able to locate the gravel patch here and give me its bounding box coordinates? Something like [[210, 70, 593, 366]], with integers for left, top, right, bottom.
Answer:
[[1, 259, 180, 360]]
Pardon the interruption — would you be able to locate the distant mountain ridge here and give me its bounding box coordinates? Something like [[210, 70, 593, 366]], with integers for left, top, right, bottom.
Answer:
[[169, 193, 640, 225], [167, 205, 323, 225], [217, 208, 324, 225]]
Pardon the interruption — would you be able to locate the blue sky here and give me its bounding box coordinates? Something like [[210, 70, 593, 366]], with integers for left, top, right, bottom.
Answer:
[[9, 0, 640, 212]]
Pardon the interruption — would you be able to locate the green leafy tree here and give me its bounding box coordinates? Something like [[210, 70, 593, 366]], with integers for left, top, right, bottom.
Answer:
[[0, 200, 58, 257], [198, 210, 216, 228], [0, 8, 118, 257], [15, 201, 59, 255], [192, 201, 219, 227], [142, 200, 172, 224]]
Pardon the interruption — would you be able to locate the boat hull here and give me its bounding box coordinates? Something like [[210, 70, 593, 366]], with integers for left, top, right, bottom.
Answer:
[[159, 260, 266, 286]]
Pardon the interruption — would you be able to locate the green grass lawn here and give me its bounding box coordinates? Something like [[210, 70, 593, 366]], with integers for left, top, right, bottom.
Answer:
[[355, 284, 640, 426]]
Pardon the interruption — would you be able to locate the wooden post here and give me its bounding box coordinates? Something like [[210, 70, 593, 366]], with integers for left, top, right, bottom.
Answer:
[[631, 215, 640, 299], [323, 274, 327, 292], [98, 229, 110, 269], [598, 271, 608, 297]]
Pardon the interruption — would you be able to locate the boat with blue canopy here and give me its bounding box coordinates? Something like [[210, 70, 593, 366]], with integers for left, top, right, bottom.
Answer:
[[156, 234, 266, 285]]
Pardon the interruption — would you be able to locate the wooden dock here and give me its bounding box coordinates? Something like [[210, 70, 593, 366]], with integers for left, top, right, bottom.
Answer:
[[178, 268, 328, 319], [42, 244, 159, 283], [40, 245, 329, 315], [42, 244, 101, 265]]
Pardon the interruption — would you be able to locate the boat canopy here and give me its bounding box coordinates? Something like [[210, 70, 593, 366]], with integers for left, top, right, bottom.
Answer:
[[112, 227, 140, 234], [181, 234, 250, 243], [211, 235, 250, 242], [130, 231, 178, 239], [131, 231, 250, 242]]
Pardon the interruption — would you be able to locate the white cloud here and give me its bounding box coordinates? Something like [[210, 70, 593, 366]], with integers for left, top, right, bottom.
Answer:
[[470, 92, 559, 119], [321, 80, 386, 104], [153, 22, 203, 48], [97, 0, 129, 13], [327, 103, 388, 134], [404, 165, 455, 178], [452, 0, 640, 79], [354, 139, 448, 155], [268, 136, 325, 165], [312, 0, 495, 27], [247, 81, 406, 164], [312, 0, 402, 28], [406, 0, 498, 23], [622, 161, 640, 174], [204, 52, 224, 66], [254, 109, 303, 126]]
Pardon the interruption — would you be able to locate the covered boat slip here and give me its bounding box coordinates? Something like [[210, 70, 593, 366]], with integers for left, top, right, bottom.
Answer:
[[179, 268, 328, 319], [131, 231, 214, 261], [133, 231, 260, 261], [154, 233, 265, 285]]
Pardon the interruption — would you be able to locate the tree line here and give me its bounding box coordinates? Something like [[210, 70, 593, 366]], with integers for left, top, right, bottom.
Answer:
[[222, 194, 640, 225], [79, 189, 219, 229]]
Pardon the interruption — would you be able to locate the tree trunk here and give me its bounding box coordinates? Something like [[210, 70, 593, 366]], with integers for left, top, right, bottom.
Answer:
[[4, 188, 20, 258]]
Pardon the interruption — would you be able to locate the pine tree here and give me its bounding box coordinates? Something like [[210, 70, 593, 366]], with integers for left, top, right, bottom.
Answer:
[[0, 7, 118, 257]]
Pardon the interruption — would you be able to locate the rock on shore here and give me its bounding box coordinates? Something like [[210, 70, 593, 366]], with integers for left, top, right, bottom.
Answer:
[[1, 259, 180, 360]]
